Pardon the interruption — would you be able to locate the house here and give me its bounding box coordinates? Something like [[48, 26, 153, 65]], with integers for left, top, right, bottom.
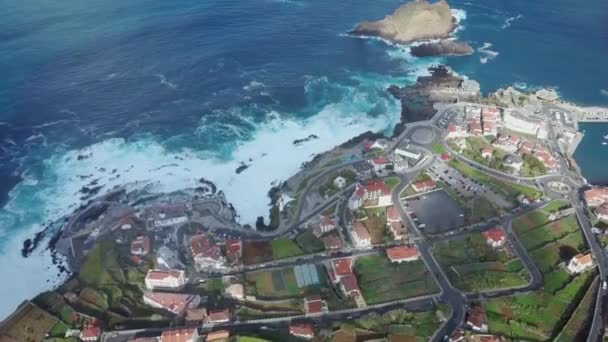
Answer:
[[386, 246, 419, 263], [595, 204, 608, 221], [334, 176, 347, 189], [449, 329, 465, 342], [185, 307, 207, 325], [117, 215, 136, 230], [79, 326, 101, 342], [584, 187, 608, 207], [568, 253, 594, 274], [153, 213, 188, 228], [533, 150, 558, 170], [193, 245, 226, 271], [331, 258, 353, 280], [471, 334, 501, 342], [482, 121, 497, 136], [492, 134, 521, 153], [370, 156, 392, 173], [318, 215, 336, 234], [349, 180, 392, 209], [481, 227, 506, 248], [351, 221, 372, 248], [411, 179, 437, 193], [482, 107, 500, 120], [468, 120, 483, 136], [351, 160, 374, 177], [289, 323, 315, 339], [465, 106, 482, 119], [304, 295, 328, 315], [143, 292, 200, 316], [466, 305, 488, 333], [160, 327, 199, 342], [189, 234, 210, 256], [206, 309, 231, 324], [206, 330, 230, 342], [225, 238, 242, 264], [339, 274, 361, 297], [131, 236, 151, 256], [481, 148, 494, 159], [321, 233, 343, 250], [145, 269, 186, 290], [395, 147, 421, 160], [446, 122, 469, 139], [224, 283, 244, 300], [386, 206, 401, 223]]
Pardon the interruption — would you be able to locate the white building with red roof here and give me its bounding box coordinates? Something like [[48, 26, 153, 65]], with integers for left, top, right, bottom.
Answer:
[[79, 326, 101, 342], [386, 246, 419, 263], [389, 221, 406, 240], [331, 258, 353, 280], [143, 292, 200, 316], [568, 253, 594, 274], [411, 179, 437, 193], [481, 148, 494, 159], [351, 221, 371, 248], [189, 234, 226, 271], [289, 323, 315, 339], [206, 330, 230, 342], [468, 120, 483, 136], [533, 150, 558, 171], [206, 309, 231, 324], [446, 122, 469, 139], [492, 134, 521, 153], [304, 295, 328, 315], [481, 227, 506, 248], [370, 156, 392, 173], [321, 234, 343, 250], [466, 305, 488, 333], [349, 180, 392, 209], [160, 327, 199, 342], [316, 215, 336, 235], [131, 236, 151, 256], [339, 274, 361, 297], [585, 187, 608, 207], [386, 206, 401, 223], [145, 269, 186, 290]]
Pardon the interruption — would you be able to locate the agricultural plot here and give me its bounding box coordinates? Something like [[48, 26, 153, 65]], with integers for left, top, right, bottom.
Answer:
[[518, 215, 579, 250], [270, 238, 304, 259], [354, 255, 438, 304], [528, 231, 585, 273], [242, 241, 274, 265], [555, 277, 598, 342], [295, 230, 325, 253], [433, 233, 529, 292], [246, 268, 301, 299]]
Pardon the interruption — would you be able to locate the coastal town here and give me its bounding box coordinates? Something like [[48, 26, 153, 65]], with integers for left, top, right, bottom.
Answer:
[[2, 64, 608, 342]]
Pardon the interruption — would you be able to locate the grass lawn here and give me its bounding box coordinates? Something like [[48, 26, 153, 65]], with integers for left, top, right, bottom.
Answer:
[[432, 143, 447, 154], [518, 215, 579, 250], [384, 177, 400, 191], [543, 269, 572, 293], [433, 233, 529, 292], [351, 309, 441, 340], [246, 268, 301, 299], [271, 238, 304, 259], [295, 230, 325, 253], [237, 337, 273, 342], [354, 255, 438, 304], [48, 321, 69, 338], [555, 277, 598, 342], [470, 197, 500, 222]]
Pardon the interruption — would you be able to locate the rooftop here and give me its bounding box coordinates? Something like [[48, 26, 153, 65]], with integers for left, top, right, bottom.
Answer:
[[160, 327, 197, 342], [386, 246, 419, 261]]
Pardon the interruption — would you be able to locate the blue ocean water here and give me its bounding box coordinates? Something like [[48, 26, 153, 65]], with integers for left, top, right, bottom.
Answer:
[[0, 0, 607, 317], [574, 122, 608, 185]]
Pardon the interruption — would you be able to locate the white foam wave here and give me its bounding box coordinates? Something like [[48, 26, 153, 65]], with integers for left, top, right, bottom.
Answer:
[[0, 74, 401, 318], [502, 14, 523, 29], [243, 80, 266, 91], [601, 89, 608, 97], [478, 42, 499, 64], [155, 73, 178, 90], [451, 8, 467, 34]]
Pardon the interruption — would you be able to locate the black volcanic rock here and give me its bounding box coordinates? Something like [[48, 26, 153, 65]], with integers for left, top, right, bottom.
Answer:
[[410, 40, 473, 57]]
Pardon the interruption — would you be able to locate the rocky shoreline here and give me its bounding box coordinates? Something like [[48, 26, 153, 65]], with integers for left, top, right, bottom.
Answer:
[[410, 40, 473, 57]]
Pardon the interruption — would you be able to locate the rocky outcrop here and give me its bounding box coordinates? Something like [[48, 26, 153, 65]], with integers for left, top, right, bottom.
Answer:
[[410, 40, 473, 57], [351, 0, 456, 44]]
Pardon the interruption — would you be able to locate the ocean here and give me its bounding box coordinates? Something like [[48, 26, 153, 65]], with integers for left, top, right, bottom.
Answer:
[[0, 0, 607, 318]]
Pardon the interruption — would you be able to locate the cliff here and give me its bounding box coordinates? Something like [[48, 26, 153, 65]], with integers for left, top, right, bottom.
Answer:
[[351, 0, 456, 44], [410, 40, 473, 57]]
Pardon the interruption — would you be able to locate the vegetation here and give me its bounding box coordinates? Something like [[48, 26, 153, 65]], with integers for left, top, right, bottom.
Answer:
[[295, 230, 325, 253], [521, 153, 548, 177], [363, 207, 387, 245], [271, 238, 304, 259], [246, 268, 301, 299], [431, 143, 447, 155], [319, 169, 357, 197], [555, 277, 598, 342], [433, 233, 529, 292], [354, 255, 438, 304], [384, 176, 400, 191]]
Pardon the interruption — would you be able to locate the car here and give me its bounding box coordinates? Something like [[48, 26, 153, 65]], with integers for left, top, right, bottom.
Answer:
[[418, 224, 426, 229], [603, 281, 607, 291]]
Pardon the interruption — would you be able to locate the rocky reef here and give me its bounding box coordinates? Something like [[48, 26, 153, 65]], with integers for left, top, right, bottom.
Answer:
[[410, 40, 473, 57], [351, 0, 455, 44]]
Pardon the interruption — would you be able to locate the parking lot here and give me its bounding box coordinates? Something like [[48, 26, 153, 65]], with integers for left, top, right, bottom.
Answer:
[[435, 108, 460, 131], [404, 189, 464, 234]]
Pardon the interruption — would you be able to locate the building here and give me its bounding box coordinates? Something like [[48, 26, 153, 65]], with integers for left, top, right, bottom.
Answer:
[[468, 120, 483, 136], [193, 245, 226, 271], [503, 154, 523, 171], [331, 258, 353, 280], [503, 111, 542, 137], [466, 305, 488, 333], [352, 160, 374, 177], [349, 180, 392, 209], [143, 292, 200, 316], [289, 323, 315, 340], [351, 221, 372, 248], [333, 176, 347, 189], [206, 330, 230, 342], [465, 106, 482, 119], [145, 269, 186, 290], [321, 234, 343, 250], [395, 148, 421, 160], [304, 295, 328, 315], [482, 121, 497, 136], [411, 179, 437, 193], [185, 307, 207, 325], [533, 150, 558, 171], [206, 309, 231, 324], [117, 215, 136, 230], [153, 213, 188, 228], [363, 139, 389, 151], [386, 206, 401, 223], [79, 326, 101, 342], [481, 227, 506, 248], [449, 330, 465, 342], [339, 274, 361, 297], [584, 187, 608, 207], [389, 221, 406, 240], [481, 148, 494, 159], [131, 236, 151, 256], [370, 156, 392, 173], [493, 134, 521, 153], [224, 283, 244, 300], [568, 253, 594, 274], [318, 215, 336, 234], [386, 246, 419, 263], [446, 122, 469, 139], [160, 327, 199, 342], [225, 238, 242, 264], [156, 246, 182, 270], [595, 204, 608, 221]]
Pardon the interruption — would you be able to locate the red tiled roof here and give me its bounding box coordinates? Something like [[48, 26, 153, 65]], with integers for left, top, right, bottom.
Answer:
[[478, 335, 501, 342], [160, 327, 197, 342], [340, 275, 360, 295], [362, 179, 390, 195], [467, 305, 487, 329], [574, 253, 593, 266], [201, 245, 222, 260], [386, 246, 419, 261], [305, 296, 325, 314], [387, 206, 401, 222], [189, 234, 210, 255], [146, 269, 183, 280], [351, 222, 371, 241], [225, 238, 242, 259], [363, 142, 374, 150], [131, 236, 151, 255], [482, 227, 505, 243], [144, 292, 194, 315], [206, 330, 230, 341], [322, 234, 342, 250], [585, 187, 608, 206], [80, 326, 100, 338], [207, 309, 230, 323], [289, 323, 314, 337], [372, 156, 390, 165], [441, 153, 451, 160], [320, 215, 336, 227], [332, 258, 353, 277], [412, 179, 436, 192]]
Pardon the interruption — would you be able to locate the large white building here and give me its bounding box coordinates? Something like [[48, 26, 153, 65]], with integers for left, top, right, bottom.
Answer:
[[503, 111, 542, 137], [145, 269, 187, 290], [395, 148, 421, 160], [153, 214, 188, 228]]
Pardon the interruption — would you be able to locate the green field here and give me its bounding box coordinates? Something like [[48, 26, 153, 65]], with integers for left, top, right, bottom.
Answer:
[[555, 277, 598, 342], [246, 268, 301, 299], [518, 215, 579, 250], [295, 230, 325, 253], [384, 177, 400, 191], [433, 233, 529, 292], [354, 255, 438, 304], [431, 143, 447, 155], [346, 309, 442, 341], [271, 238, 304, 259]]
